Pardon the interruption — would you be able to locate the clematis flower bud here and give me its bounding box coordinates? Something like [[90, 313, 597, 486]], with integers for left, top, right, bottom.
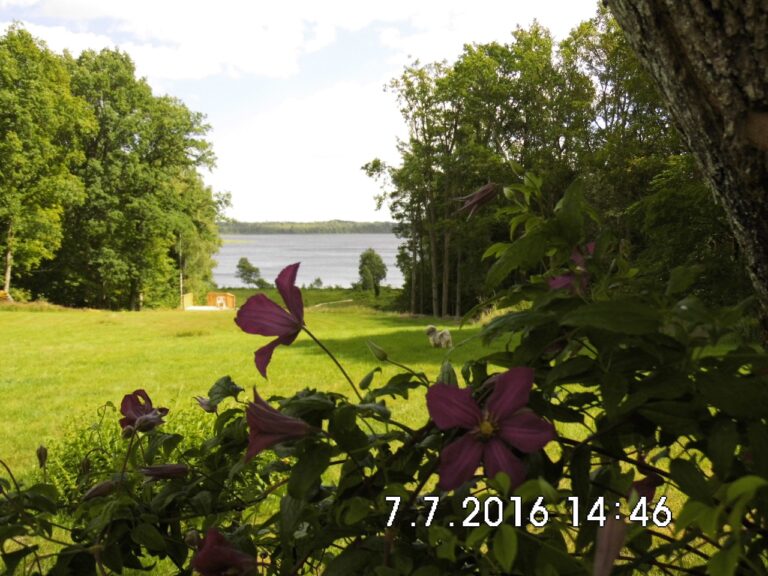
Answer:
[[185, 529, 201, 548], [36, 445, 48, 469], [83, 479, 118, 501], [194, 396, 217, 413]]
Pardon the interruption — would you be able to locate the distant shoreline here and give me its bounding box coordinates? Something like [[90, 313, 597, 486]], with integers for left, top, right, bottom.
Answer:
[[218, 220, 394, 234]]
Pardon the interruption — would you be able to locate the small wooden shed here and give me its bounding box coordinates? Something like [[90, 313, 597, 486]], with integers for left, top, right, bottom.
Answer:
[[206, 292, 236, 310]]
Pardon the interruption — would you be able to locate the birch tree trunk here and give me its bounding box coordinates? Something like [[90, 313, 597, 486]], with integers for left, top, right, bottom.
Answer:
[[605, 0, 768, 318], [3, 221, 14, 298]]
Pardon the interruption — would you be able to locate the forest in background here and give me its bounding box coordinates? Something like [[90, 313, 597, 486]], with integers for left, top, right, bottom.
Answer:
[[365, 7, 751, 317], [0, 25, 226, 310], [219, 220, 393, 234], [1, 6, 753, 314]]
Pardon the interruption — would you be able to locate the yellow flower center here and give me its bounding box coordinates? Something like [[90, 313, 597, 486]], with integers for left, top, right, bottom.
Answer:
[[478, 419, 495, 438]]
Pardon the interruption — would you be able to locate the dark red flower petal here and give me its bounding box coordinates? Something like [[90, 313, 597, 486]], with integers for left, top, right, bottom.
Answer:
[[548, 274, 575, 291], [254, 339, 281, 379], [483, 437, 526, 489], [192, 528, 256, 576], [498, 409, 556, 453], [487, 367, 534, 420], [437, 434, 483, 491], [426, 383, 482, 430], [245, 389, 310, 461], [631, 474, 663, 501], [235, 294, 301, 337], [275, 262, 304, 324]]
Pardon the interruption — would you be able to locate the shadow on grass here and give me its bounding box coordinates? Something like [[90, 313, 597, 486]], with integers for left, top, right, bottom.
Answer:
[[288, 322, 497, 370]]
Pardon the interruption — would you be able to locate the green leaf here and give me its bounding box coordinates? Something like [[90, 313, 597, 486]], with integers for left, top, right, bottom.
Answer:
[[666, 265, 704, 296], [670, 459, 712, 502], [725, 475, 768, 504], [561, 301, 660, 335], [639, 402, 702, 436], [411, 567, 441, 576], [698, 378, 768, 420], [492, 525, 518, 573], [675, 500, 713, 534], [338, 497, 372, 526], [131, 523, 166, 552], [570, 444, 591, 501], [1, 546, 38, 576], [207, 375, 244, 407], [486, 228, 550, 287], [600, 373, 627, 417], [708, 543, 740, 576], [545, 356, 595, 386], [707, 419, 738, 479], [554, 181, 585, 243], [359, 367, 382, 390], [465, 525, 492, 549], [747, 422, 768, 477], [279, 495, 306, 544], [369, 373, 423, 400], [329, 405, 368, 453], [325, 548, 370, 575], [288, 443, 332, 500]]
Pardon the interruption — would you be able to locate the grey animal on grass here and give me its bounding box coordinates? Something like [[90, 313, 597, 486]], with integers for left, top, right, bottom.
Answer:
[[426, 325, 453, 349]]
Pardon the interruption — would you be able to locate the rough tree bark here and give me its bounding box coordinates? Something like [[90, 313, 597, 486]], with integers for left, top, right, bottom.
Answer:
[[605, 0, 768, 316]]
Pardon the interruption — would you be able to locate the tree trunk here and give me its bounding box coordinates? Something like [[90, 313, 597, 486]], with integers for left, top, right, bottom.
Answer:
[[3, 221, 14, 298], [455, 245, 461, 319], [441, 230, 451, 317], [410, 236, 417, 315], [605, 0, 768, 320], [426, 203, 440, 317]]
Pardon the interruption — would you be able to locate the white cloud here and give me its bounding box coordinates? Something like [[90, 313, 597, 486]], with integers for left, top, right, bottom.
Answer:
[[0, 20, 114, 54], [208, 78, 405, 221], [5, 1, 598, 84], [2, 0, 599, 221]]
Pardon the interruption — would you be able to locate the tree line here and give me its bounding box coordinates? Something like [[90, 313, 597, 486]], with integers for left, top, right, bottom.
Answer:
[[219, 220, 393, 235], [0, 25, 225, 309], [365, 7, 750, 317]]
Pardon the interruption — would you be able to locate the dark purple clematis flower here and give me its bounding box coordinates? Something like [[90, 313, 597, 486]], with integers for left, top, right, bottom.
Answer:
[[245, 389, 311, 461], [631, 472, 663, 501], [140, 464, 189, 480], [548, 242, 596, 294], [456, 182, 502, 218], [235, 262, 304, 378], [119, 389, 168, 433], [426, 367, 555, 491], [191, 528, 257, 576]]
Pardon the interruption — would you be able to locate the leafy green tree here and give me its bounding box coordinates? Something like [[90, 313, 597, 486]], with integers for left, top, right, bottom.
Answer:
[[235, 257, 261, 287], [31, 47, 218, 309], [0, 26, 93, 297], [358, 248, 387, 296]]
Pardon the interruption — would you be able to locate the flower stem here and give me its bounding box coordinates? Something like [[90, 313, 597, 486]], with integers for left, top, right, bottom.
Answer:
[[303, 326, 363, 402], [119, 432, 137, 482]]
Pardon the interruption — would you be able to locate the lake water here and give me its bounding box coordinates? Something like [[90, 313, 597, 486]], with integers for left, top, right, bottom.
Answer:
[[213, 234, 404, 288]]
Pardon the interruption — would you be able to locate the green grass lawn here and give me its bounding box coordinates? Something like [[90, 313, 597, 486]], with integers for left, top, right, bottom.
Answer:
[[1, 299, 490, 475]]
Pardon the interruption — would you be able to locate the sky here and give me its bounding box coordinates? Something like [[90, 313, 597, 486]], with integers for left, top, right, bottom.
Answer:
[[1, 0, 599, 222]]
